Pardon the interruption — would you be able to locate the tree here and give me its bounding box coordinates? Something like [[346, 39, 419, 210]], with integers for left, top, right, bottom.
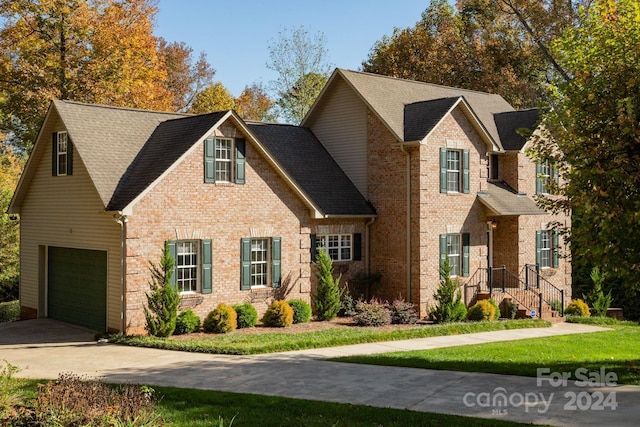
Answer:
[[158, 39, 215, 112], [311, 249, 342, 321], [143, 243, 179, 337], [0, 144, 23, 302], [362, 0, 578, 108], [187, 82, 235, 114], [528, 0, 640, 285], [266, 26, 332, 123], [430, 256, 467, 323], [0, 0, 212, 151], [234, 83, 275, 122]]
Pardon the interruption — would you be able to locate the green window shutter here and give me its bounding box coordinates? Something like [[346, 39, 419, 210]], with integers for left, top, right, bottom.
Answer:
[[310, 234, 317, 262], [204, 137, 216, 183], [535, 163, 543, 194], [535, 231, 542, 266], [201, 239, 212, 294], [462, 149, 470, 194], [52, 133, 57, 176], [553, 231, 560, 268], [271, 237, 282, 287], [67, 138, 73, 176], [462, 233, 470, 277], [439, 148, 447, 193], [235, 138, 246, 184], [439, 234, 447, 279], [166, 240, 177, 287], [240, 238, 251, 290], [353, 233, 362, 261]]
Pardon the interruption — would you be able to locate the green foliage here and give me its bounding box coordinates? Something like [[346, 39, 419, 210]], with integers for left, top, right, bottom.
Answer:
[[389, 298, 419, 325], [340, 289, 357, 317], [0, 360, 23, 420], [143, 244, 179, 337], [467, 300, 497, 322], [353, 299, 392, 327], [174, 309, 201, 335], [232, 303, 258, 329], [0, 147, 23, 302], [311, 249, 343, 321], [488, 298, 501, 319], [287, 299, 312, 324], [500, 299, 518, 319], [584, 267, 613, 317], [263, 300, 294, 328], [0, 300, 20, 323], [529, 0, 640, 286], [430, 257, 466, 323], [204, 304, 238, 334], [565, 299, 591, 317], [188, 82, 236, 114]]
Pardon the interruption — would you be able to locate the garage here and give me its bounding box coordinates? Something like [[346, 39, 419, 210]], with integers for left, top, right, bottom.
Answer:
[[48, 247, 108, 331]]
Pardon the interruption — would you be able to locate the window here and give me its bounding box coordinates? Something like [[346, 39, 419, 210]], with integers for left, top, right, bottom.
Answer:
[[489, 154, 499, 180], [440, 148, 469, 193], [536, 230, 559, 268], [536, 160, 557, 194], [240, 237, 281, 289], [166, 240, 212, 294], [204, 137, 246, 184], [316, 234, 352, 262], [52, 131, 72, 176], [439, 233, 470, 277]]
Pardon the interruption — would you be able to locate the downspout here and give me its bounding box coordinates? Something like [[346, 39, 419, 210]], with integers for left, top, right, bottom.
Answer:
[[114, 214, 128, 333], [400, 145, 412, 302], [364, 217, 376, 275]]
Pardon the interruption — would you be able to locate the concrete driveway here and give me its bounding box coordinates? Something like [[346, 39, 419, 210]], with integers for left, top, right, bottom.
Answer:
[[1, 319, 638, 426]]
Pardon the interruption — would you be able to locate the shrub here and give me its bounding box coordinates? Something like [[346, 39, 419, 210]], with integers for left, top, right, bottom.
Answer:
[[0, 300, 20, 323], [263, 300, 294, 327], [451, 301, 468, 321], [203, 304, 237, 333], [0, 361, 24, 421], [311, 249, 343, 321], [467, 300, 497, 321], [488, 298, 501, 319], [585, 267, 613, 317], [287, 299, 312, 324], [389, 298, 418, 324], [340, 290, 357, 317], [549, 299, 563, 313], [233, 303, 258, 328], [143, 243, 179, 337], [174, 309, 201, 335], [353, 299, 391, 327], [430, 257, 466, 323], [565, 299, 591, 317], [500, 299, 518, 319]]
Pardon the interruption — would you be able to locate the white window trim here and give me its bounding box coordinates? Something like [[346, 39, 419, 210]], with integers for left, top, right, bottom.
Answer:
[[539, 230, 553, 269], [316, 234, 353, 262], [215, 137, 235, 183], [446, 233, 462, 277], [250, 238, 270, 288], [57, 131, 68, 176], [446, 149, 461, 193], [176, 240, 200, 293]]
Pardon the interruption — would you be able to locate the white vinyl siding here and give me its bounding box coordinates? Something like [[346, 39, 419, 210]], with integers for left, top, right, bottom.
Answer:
[[305, 78, 368, 198]]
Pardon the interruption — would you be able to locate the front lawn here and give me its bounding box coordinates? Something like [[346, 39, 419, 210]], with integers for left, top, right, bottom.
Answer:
[[335, 320, 640, 385], [109, 318, 550, 355]]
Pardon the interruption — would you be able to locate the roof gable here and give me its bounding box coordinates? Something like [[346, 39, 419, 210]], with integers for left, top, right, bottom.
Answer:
[[248, 123, 375, 217], [404, 97, 460, 142], [494, 109, 540, 151]]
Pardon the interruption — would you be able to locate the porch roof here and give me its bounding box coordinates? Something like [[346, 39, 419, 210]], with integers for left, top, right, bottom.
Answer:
[[477, 181, 544, 216]]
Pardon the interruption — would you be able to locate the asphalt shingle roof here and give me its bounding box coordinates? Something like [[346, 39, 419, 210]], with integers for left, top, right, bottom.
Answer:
[[477, 181, 544, 216], [248, 122, 375, 216], [404, 97, 460, 141], [494, 109, 540, 151]]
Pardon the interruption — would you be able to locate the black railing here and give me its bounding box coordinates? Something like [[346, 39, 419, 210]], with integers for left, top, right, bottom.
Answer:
[[522, 264, 565, 316]]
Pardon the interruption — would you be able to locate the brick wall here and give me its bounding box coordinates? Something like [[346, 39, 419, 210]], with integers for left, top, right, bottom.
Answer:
[[123, 119, 314, 334]]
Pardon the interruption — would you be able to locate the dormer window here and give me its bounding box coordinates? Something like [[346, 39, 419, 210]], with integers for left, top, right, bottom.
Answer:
[[204, 137, 246, 184]]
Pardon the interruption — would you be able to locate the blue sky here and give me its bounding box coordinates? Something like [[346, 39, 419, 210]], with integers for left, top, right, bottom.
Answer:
[[154, 0, 429, 97]]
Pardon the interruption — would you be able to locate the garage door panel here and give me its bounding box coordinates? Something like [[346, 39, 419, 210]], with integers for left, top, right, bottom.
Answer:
[[48, 247, 107, 331]]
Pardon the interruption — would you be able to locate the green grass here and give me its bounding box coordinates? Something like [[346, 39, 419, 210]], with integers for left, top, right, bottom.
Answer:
[[336, 321, 640, 385], [109, 319, 551, 355]]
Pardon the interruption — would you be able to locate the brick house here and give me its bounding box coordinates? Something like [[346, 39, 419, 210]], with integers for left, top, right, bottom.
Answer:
[[9, 69, 570, 333]]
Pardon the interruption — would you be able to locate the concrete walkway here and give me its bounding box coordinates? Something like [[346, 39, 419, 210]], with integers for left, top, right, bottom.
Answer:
[[1, 319, 638, 426]]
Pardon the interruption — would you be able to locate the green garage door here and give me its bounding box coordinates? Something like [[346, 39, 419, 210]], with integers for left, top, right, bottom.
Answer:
[[48, 247, 107, 331]]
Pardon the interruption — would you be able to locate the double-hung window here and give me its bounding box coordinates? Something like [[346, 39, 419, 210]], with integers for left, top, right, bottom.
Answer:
[[52, 131, 73, 176], [240, 237, 281, 289], [166, 239, 213, 294], [439, 233, 470, 277], [440, 147, 469, 193], [204, 137, 246, 184], [315, 234, 352, 262], [536, 160, 558, 194], [536, 229, 559, 268]]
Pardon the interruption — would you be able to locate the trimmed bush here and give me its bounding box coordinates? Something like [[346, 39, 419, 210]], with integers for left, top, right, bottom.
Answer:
[[467, 300, 497, 321], [500, 299, 518, 319], [203, 304, 237, 333], [263, 300, 294, 327], [174, 309, 200, 335], [0, 300, 20, 323], [488, 298, 501, 319], [565, 299, 591, 317], [287, 299, 312, 324], [353, 299, 391, 327], [389, 299, 418, 324], [451, 301, 468, 321], [233, 303, 258, 329]]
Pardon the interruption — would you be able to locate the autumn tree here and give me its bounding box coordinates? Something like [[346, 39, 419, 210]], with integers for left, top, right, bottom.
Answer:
[[266, 27, 332, 123], [234, 83, 275, 122], [528, 0, 640, 287], [188, 82, 236, 114], [0, 143, 23, 301]]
